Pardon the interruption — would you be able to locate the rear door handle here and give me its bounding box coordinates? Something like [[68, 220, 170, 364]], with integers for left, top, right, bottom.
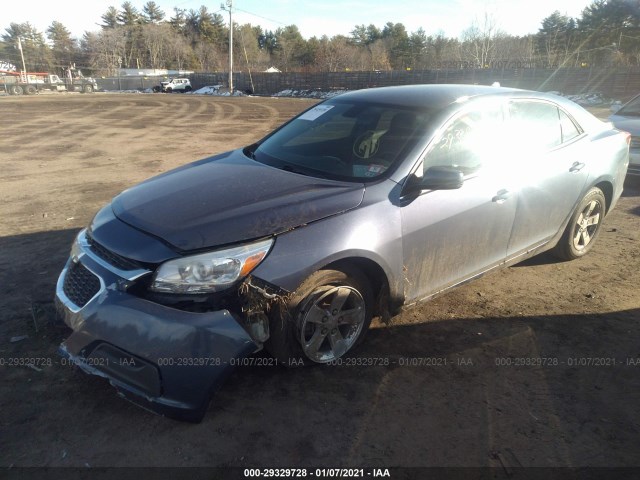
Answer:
[[569, 161, 586, 173], [492, 189, 511, 204]]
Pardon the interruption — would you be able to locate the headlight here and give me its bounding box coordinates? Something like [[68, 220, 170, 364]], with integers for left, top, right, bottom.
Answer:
[[150, 238, 273, 294]]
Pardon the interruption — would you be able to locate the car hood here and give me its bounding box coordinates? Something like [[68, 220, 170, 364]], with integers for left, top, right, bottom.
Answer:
[[112, 150, 365, 251], [609, 114, 640, 136]]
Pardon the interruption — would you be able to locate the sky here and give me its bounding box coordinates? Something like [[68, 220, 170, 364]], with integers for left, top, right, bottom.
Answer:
[[2, 0, 595, 40]]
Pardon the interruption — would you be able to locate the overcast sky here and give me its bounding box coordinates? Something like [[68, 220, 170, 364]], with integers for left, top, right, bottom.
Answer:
[[3, 0, 594, 40]]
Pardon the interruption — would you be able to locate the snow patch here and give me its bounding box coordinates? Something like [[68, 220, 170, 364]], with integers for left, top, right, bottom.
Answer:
[[188, 85, 246, 96], [549, 90, 619, 107], [274, 89, 349, 99]]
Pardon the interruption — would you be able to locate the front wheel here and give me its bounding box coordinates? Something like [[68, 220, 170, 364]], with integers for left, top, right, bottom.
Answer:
[[83, 84, 94, 93], [10, 85, 24, 95], [553, 187, 606, 260], [266, 268, 373, 365]]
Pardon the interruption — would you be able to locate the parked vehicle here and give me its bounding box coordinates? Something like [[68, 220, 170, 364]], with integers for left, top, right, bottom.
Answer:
[[153, 78, 192, 93], [0, 69, 98, 95], [609, 93, 640, 176], [1, 71, 66, 95], [56, 85, 629, 421]]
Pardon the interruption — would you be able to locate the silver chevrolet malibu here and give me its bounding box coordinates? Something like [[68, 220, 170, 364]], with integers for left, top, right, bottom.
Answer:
[[56, 85, 630, 421]]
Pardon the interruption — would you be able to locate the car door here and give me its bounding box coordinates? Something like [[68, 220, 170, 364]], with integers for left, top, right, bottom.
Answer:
[[505, 100, 589, 257], [400, 101, 518, 303]]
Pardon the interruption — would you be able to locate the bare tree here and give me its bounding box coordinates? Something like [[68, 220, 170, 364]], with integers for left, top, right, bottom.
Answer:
[[141, 23, 170, 69], [84, 28, 126, 74], [194, 42, 223, 71], [460, 13, 505, 67], [367, 39, 392, 70], [168, 34, 191, 70], [314, 35, 358, 72]]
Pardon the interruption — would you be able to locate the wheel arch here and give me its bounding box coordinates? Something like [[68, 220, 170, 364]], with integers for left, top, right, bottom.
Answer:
[[593, 180, 613, 214], [319, 256, 401, 320]]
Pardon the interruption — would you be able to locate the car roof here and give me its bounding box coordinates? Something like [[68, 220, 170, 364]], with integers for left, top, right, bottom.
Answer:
[[330, 84, 606, 132], [332, 84, 525, 109]]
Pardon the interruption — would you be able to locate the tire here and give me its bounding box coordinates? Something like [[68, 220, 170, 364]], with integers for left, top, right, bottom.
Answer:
[[553, 187, 606, 260], [165, 87, 172, 93], [25, 85, 37, 95], [184, 86, 192, 93], [152, 86, 161, 93], [10, 85, 23, 95], [265, 268, 373, 366], [83, 84, 94, 93]]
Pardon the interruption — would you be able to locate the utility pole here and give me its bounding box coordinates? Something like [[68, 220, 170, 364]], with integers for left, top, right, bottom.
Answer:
[[222, 0, 234, 94]]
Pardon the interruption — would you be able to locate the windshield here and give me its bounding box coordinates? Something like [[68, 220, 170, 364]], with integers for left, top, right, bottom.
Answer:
[[249, 100, 433, 181], [618, 95, 640, 116]]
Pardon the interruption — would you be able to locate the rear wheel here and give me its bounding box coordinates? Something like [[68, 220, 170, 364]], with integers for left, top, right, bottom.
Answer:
[[553, 187, 606, 260], [10, 85, 23, 95], [266, 268, 373, 366], [184, 86, 192, 93], [25, 85, 37, 95]]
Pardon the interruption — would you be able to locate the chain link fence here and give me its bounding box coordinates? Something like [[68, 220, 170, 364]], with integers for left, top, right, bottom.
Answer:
[[96, 67, 640, 100]]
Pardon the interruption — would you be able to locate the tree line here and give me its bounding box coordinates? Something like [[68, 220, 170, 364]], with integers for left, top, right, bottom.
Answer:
[[1, 0, 639, 77]]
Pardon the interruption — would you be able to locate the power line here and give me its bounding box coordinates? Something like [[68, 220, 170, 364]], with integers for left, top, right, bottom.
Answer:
[[233, 7, 287, 27]]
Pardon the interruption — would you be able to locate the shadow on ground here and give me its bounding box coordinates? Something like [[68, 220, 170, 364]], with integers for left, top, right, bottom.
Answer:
[[1, 227, 639, 470]]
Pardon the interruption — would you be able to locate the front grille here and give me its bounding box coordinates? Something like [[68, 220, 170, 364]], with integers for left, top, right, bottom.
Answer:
[[86, 231, 142, 271], [62, 262, 101, 309]]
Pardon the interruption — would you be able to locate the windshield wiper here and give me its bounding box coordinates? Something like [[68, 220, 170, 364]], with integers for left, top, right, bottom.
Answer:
[[280, 164, 306, 175], [243, 144, 258, 160], [279, 164, 335, 180]]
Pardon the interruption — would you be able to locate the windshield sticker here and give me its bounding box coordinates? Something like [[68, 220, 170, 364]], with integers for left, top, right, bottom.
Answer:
[[353, 163, 387, 178], [365, 164, 386, 177], [298, 105, 334, 121]]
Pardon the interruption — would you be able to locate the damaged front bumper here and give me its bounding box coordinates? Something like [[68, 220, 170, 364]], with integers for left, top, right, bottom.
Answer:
[[55, 230, 259, 422]]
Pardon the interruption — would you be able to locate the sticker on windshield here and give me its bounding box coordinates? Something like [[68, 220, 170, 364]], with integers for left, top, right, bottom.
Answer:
[[298, 105, 334, 121], [352, 163, 388, 178]]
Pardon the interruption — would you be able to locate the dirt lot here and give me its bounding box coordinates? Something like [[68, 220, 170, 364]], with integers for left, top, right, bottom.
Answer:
[[1, 93, 639, 473]]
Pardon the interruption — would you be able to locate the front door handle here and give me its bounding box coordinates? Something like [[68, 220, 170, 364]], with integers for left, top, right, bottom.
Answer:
[[492, 189, 511, 204], [569, 161, 586, 173]]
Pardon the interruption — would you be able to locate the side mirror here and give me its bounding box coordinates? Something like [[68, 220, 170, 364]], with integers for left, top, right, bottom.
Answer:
[[420, 166, 464, 190]]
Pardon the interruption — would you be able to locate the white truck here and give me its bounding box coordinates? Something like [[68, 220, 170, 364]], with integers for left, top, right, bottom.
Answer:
[[153, 78, 192, 93], [0, 70, 98, 95]]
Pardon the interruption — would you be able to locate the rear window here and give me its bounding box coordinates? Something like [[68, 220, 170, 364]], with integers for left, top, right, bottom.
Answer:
[[559, 109, 582, 143], [509, 101, 562, 151]]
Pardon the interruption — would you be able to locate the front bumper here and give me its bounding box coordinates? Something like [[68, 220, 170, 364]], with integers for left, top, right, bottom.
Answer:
[[55, 230, 258, 422]]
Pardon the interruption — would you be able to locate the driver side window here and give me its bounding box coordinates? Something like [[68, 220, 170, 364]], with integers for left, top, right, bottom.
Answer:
[[422, 104, 503, 176]]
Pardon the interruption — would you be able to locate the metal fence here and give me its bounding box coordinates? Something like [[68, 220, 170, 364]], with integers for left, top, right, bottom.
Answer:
[[96, 76, 161, 91], [97, 67, 640, 100]]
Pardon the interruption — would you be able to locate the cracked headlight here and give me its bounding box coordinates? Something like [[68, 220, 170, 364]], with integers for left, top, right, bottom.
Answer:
[[150, 238, 273, 294]]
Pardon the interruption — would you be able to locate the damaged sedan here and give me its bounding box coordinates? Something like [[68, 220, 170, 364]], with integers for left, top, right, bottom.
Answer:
[[56, 85, 629, 421]]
